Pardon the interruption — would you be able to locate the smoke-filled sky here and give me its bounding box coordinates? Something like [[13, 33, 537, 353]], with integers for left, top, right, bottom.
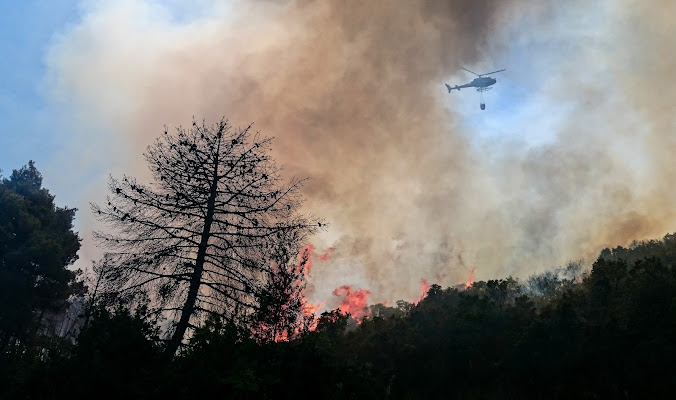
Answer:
[[2, 0, 675, 306]]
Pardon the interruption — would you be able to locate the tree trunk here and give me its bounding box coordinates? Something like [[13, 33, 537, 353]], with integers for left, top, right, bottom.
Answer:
[[84, 264, 104, 329], [165, 159, 220, 358]]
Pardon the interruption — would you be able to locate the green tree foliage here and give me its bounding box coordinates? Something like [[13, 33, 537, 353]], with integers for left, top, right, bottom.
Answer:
[[0, 161, 81, 351], [63, 305, 162, 398], [2, 305, 162, 399], [599, 232, 676, 267], [91, 119, 320, 357], [4, 229, 676, 399], [170, 317, 269, 398]]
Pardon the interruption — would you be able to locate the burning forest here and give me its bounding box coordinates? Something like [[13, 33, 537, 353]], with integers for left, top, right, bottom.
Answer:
[[2, 0, 676, 398]]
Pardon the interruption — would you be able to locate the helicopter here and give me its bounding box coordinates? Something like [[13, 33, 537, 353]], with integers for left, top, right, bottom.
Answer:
[[445, 67, 505, 110]]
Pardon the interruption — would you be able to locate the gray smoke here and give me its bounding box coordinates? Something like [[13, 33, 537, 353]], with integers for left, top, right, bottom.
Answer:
[[45, 0, 676, 304]]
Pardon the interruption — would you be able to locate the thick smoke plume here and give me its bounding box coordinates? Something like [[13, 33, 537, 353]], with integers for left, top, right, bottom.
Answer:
[[46, 0, 676, 305]]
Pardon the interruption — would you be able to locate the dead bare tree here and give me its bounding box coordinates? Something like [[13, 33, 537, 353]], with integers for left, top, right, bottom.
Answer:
[[91, 118, 321, 357]]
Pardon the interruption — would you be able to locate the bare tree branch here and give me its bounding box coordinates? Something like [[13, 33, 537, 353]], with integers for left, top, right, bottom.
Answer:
[[92, 117, 324, 357]]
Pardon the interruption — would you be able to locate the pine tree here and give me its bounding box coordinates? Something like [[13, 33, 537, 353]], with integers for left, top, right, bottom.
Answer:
[[91, 119, 320, 356], [0, 161, 81, 350]]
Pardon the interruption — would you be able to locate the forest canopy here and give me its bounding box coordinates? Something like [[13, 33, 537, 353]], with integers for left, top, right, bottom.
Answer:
[[1, 136, 675, 399]]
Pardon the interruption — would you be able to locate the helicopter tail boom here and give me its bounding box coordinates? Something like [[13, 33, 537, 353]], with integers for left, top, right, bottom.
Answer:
[[445, 84, 460, 93]]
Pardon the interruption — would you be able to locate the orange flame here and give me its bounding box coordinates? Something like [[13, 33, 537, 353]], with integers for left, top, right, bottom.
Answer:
[[319, 247, 334, 261], [300, 243, 315, 275], [418, 278, 430, 302], [256, 244, 325, 342], [301, 300, 325, 331], [465, 267, 475, 288], [332, 285, 371, 320]]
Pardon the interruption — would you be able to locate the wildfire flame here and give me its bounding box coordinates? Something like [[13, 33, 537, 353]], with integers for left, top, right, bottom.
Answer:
[[465, 267, 475, 288], [319, 247, 334, 261], [418, 278, 430, 303], [332, 285, 371, 320], [300, 243, 315, 275], [264, 241, 477, 341], [301, 300, 324, 331]]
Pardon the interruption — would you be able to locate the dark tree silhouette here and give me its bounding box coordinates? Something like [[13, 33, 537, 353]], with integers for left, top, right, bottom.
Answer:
[[91, 119, 320, 356], [0, 161, 81, 351], [252, 231, 312, 342], [5, 231, 676, 398]]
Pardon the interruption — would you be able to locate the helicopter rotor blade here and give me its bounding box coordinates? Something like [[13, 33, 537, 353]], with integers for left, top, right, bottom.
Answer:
[[461, 67, 480, 76], [479, 69, 506, 76]]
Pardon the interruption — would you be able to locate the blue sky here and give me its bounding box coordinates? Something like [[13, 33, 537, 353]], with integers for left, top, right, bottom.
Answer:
[[0, 0, 80, 176]]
